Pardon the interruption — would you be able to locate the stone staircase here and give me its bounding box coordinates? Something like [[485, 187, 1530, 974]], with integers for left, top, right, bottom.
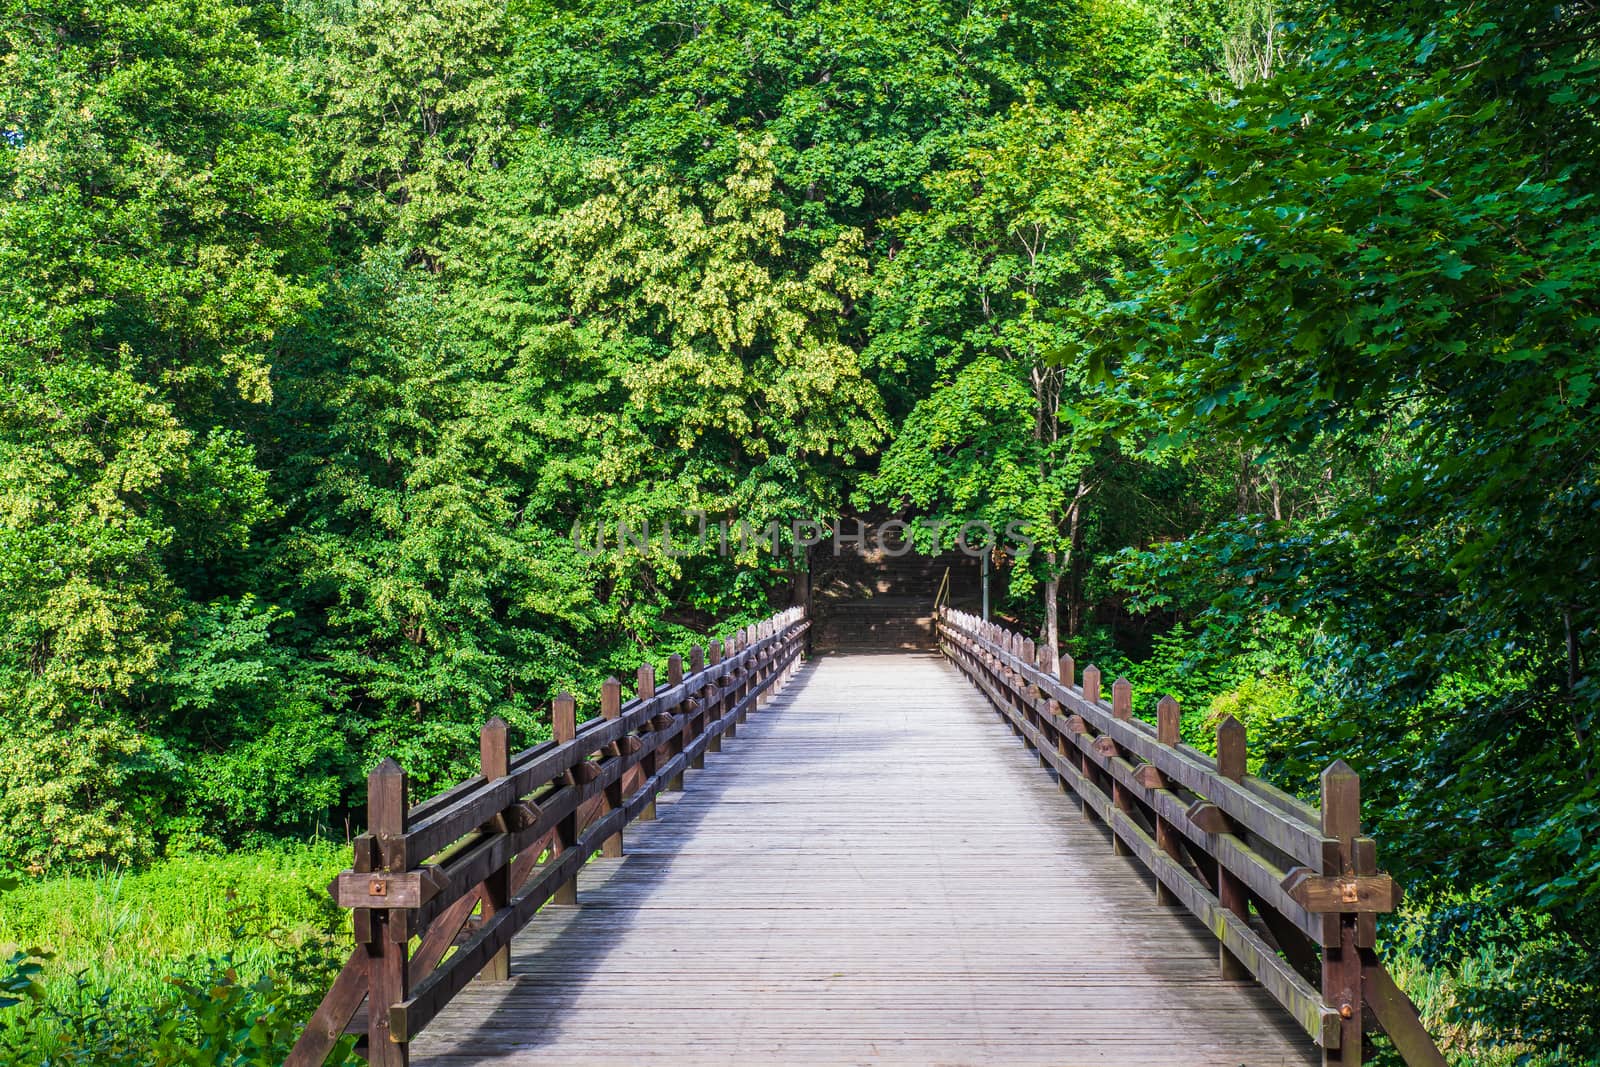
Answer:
[[808, 543, 982, 652]]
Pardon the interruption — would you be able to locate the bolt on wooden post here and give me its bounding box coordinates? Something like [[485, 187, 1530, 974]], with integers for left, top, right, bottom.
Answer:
[[1321, 759, 1364, 1066], [552, 692, 579, 905], [478, 717, 512, 981], [366, 757, 410, 1066]]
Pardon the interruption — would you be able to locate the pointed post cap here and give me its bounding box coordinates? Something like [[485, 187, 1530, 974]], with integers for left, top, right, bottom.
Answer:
[[1320, 759, 1361, 848], [1082, 664, 1101, 704], [1156, 696, 1181, 746], [1111, 677, 1133, 720], [1216, 715, 1247, 782]]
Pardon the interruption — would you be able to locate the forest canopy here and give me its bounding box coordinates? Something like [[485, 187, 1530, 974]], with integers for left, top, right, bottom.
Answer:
[[0, 0, 1595, 1061]]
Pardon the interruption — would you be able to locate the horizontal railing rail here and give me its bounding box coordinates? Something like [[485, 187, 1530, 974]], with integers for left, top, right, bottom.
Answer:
[[289, 608, 809, 1067], [936, 607, 1446, 1067]]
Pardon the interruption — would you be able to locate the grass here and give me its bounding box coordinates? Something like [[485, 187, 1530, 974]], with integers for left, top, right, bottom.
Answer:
[[0, 843, 349, 1009], [0, 842, 357, 1065]]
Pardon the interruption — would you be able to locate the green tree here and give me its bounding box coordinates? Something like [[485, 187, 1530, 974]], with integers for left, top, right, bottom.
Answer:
[[1095, 1, 1600, 1052], [0, 0, 325, 868], [865, 97, 1167, 646]]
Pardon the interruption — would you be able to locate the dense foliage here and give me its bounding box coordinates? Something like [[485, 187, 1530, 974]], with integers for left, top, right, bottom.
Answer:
[[1, 0, 1593, 1061]]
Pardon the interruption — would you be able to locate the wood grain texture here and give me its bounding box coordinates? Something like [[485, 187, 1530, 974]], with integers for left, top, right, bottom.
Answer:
[[411, 654, 1318, 1067]]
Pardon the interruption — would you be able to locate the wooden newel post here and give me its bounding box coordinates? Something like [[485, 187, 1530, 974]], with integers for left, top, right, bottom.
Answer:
[[1216, 715, 1250, 980], [667, 654, 686, 790], [725, 634, 743, 738], [1106, 677, 1135, 855], [553, 693, 579, 905], [601, 678, 625, 857], [1321, 759, 1364, 1066], [639, 664, 659, 820], [1154, 696, 1182, 906], [739, 626, 757, 722], [1082, 664, 1101, 705], [367, 757, 410, 1066], [689, 645, 707, 770], [1059, 654, 1075, 689], [707, 639, 724, 753], [478, 719, 512, 981], [753, 622, 769, 708]]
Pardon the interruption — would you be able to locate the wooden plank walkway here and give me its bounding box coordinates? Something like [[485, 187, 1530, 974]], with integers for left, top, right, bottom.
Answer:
[[413, 653, 1319, 1066]]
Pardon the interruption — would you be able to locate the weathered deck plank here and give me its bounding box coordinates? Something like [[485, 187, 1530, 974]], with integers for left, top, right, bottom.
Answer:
[[413, 654, 1318, 1066]]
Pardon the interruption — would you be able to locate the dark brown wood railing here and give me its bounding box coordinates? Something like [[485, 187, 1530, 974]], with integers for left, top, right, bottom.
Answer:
[[936, 607, 1447, 1067], [288, 608, 809, 1067]]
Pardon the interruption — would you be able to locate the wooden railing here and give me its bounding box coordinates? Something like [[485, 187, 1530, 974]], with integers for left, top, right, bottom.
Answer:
[[936, 607, 1447, 1067], [289, 608, 809, 1067]]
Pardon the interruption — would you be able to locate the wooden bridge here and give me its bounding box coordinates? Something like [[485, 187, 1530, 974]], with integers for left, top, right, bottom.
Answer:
[[289, 609, 1448, 1067]]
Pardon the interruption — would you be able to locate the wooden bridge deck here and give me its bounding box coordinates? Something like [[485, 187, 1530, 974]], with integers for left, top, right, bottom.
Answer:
[[412, 653, 1318, 1066]]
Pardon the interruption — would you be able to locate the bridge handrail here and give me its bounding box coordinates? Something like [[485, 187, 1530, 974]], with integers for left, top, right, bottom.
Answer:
[[936, 607, 1447, 1067], [289, 607, 810, 1067]]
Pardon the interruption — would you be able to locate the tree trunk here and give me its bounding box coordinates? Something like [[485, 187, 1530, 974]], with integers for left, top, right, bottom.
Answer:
[[1044, 552, 1060, 654]]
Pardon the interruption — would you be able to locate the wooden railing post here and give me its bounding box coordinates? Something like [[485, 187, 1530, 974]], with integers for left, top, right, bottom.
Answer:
[[666, 654, 685, 790], [707, 639, 725, 752], [738, 625, 756, 724], [1321, 760, 1364, 1066], [552, 692, 579, 905], [725, 634, 742, 738], [478, 718, 512, 981], [1082, 664, 1101, 705], [1153, 696, 1182, 906], [1109, 677, 1135, 856], [367, 757, 410, 1066], [755, 620, 769, 697], [638, 663, 658, 820], [1216, 715, 1250, 981], [688, 645, 707, 770], [601, 678, 625, 858]]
